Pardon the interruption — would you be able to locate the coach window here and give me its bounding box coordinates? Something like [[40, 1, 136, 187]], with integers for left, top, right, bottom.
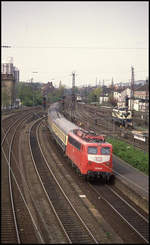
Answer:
[[88, 146, 97, 154], [101, 147, 110, 155]]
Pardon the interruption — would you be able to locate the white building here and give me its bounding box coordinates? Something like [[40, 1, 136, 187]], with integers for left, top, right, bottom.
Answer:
[[2, 59, 19, 83], [99, 95, 109, 104], [1, 63, 14, 74], [113, 91, 122, 101], [116, 87, 148, 112], [117, 88, 131, 108], [133, 99, 148, 112]]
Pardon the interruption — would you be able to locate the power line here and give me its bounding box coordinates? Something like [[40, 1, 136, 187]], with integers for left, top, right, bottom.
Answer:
[[2, 45, 148, 50], [1, 45, 11, 48]]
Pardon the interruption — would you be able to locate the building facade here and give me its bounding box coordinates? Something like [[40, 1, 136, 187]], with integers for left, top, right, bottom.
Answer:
[[117, 84, 149, 112], [1, 59, 19, 107], [1, 74, 16, 106]]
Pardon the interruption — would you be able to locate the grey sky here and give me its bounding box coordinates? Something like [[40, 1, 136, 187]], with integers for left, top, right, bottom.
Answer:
[[2, 1, 149, 87]]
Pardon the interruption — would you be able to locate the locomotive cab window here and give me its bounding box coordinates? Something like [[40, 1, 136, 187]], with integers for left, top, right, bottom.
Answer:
[[101, 147, 110, 155], [88, 146, 97, 154]]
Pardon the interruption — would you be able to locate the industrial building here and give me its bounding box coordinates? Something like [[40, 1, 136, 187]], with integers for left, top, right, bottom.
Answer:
[[1, 57, 19, 108]]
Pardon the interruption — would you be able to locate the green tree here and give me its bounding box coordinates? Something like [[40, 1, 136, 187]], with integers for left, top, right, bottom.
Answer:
[[58, 83, 66, 98], [87, 87, 101, 103], [16, 82, 43, 106], [47, 83, 66, 103]]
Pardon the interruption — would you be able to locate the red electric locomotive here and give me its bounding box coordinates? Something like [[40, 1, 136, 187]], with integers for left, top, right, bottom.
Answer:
[[48, 102, 113, 182], [66, 129, 113, 181]]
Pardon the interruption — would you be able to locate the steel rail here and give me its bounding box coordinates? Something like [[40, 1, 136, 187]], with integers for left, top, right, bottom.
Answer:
[[107, 186, 148, 222], [29, 118, 98, 243], [28, 117, 72, 243], [8, 117, 29, 243], [75, 105, 148, 151], [2, 112, 45, 244], [63, 105, 148, 199], [71, 108, 149, 192], [2, 114, 33, 243], [89, 183, 149, 243], [36, 121, 99, 244], [1, 112, 33, 146]]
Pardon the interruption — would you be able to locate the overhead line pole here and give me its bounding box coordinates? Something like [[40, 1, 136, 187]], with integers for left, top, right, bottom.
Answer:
[[71, 71, 76, 121], [131, 66, 135, 128], [102, 80, 104, 104], [145, 78, 149, 126]]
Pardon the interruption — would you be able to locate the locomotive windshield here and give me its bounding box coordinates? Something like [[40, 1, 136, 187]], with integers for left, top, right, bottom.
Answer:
[[101, 147, 110, 155], [88, 146, 98, 154]]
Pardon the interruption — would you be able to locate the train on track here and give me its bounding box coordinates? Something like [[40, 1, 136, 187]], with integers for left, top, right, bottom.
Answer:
[[112, 107, 132, 127], [48, 102, 113, 182]]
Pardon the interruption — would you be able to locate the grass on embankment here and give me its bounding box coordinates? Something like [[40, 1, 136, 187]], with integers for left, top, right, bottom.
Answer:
[[106, 137, 149, 175]]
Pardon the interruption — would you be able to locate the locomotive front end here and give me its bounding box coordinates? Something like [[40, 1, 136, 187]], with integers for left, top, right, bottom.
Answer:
[[86, 143, 113, 181]]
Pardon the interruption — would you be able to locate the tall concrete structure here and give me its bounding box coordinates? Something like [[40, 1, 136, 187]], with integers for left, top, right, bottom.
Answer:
[[1, 74, 16, 106], [1, 58, 19, 107]]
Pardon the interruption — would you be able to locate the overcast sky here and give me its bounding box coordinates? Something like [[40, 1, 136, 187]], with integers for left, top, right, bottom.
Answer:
[[2, 1, 149, 87]]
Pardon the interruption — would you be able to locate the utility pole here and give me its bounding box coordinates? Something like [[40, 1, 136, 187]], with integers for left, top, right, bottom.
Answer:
[[95, 77, 98, 87], [31, 71, 38, 107], [131, 66, 135, 127], [111, 77, 114, 90], [71, 71, 76, 121], [145, 78, 149, 126], [99, 80, 101, 87], [30, 77, 34, 106], [102, 80, 104, 104]]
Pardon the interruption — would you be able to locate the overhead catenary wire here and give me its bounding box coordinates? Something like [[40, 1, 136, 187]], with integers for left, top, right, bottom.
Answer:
[[2, 45, 148, 50]]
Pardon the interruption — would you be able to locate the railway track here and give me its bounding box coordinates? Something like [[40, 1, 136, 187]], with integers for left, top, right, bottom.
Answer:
[[37, 115, 148, 244], [88, 183, 149, 243], [29, 119, 98, 244], [2, 105, 148, 243], [1, 109, 43, 244], [65, 103, 148, 152], [80, 103, 148, 126]]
